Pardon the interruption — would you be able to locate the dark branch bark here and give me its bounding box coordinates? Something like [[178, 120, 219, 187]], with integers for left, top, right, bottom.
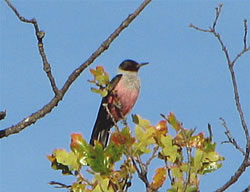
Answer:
[[0, 0, 152, 138], [0, 111, 6, 121]]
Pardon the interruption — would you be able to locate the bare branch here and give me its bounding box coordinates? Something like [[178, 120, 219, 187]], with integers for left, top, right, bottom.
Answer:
[[220, 117, 246, 156], [0, 0, 152, 138], [131, 156, 151, 192], [212, 4, 223, 30], [190, 4, 250, 191], [243, 19, 248, 50], [5, 0, 59, 95], [145, 146, 159, 167], [189, 24, 211, 33]]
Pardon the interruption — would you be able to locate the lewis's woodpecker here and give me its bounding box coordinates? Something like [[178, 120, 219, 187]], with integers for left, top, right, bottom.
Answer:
[[90, 59, 148, 147]]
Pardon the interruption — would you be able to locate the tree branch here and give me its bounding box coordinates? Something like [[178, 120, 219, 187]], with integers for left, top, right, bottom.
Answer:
[[190, 4, 250, 191], [5, 0, 59, 95], [220, 117, 247, 157], [0, 0, 152, 138]]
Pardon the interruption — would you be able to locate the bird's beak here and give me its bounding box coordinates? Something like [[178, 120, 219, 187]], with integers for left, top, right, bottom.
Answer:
[[138, 62, 149, 68]]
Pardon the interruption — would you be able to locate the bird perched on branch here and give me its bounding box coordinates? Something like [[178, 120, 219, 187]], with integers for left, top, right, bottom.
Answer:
[[90, 59, 148, 147]]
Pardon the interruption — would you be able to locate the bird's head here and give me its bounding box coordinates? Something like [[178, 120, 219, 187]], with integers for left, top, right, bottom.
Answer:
[[119, 59, 148, 72]]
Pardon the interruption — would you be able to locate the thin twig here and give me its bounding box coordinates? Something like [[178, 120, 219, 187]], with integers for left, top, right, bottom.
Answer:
[[212, 4, 223, 30], [131, 157, 151, 191], [190, 3, 250, 192], [220, 117, 246, 156], [4, 0, 59, 95], [49, 181, 71, 189], [0, 0, 152, 138], [243, 19, 248, 50], [145, 146, 159, 167], [103, 103, 120, 132]]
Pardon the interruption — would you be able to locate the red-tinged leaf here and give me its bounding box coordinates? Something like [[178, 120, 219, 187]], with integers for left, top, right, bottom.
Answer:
[[110, 132, 127, 145], [156, 120, 168, 135], [151, 167, 167, 190], [89, 68, 97, 76], [70, 133, 85, 151], [96, 66, 105, 73], [173, 131, 185, 146], [188, 132, 205, 148], [110, 127, 135, 146], [167, 112, 182, 131]]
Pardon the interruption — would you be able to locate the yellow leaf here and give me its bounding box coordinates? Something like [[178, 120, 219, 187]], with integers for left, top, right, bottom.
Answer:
[[168, 112, 182, 131], [93, 175, 114, 192], [132, 114, 151, 129], [151, 167, 166, 190]]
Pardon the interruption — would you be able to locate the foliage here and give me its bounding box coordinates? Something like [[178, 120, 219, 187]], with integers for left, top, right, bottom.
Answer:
[[48, 67, 224, 192]]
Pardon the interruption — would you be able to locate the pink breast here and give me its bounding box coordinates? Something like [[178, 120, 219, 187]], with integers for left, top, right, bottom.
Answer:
[[107, 79, 139, 122]]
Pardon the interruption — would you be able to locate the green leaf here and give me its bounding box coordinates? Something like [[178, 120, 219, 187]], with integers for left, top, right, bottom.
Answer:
[[134, 125, 155, 154], [161, 135, 179, 163], [194, 149, 203, 172], [105, 143, 124, 164], [92, 175, 113, 192], [167, 112, 182, 131], [88, 142, 111, 174], [70, 133, 90, 166], [48, 149, 80, 175], [202, 162, 223, 174]]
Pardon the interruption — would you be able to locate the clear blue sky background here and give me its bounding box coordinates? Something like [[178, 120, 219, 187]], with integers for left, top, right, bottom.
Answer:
[[1, 1, 250, 192]]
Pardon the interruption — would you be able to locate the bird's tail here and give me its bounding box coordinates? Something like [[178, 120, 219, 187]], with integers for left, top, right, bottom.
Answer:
[[90, 105, 114, 147], [90, 125, 110, 147]]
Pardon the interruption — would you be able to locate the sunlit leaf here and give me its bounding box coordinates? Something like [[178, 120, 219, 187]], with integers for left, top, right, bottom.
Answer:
[[90, 88, 108, 97], [132, 114, 151, 128], [161, 135, 179, 163], [92, 175, 113, 192], [155, 120, 168, 135], [48, 149, 80, 175], [171, 166, 183, 179], [202, 162, 223, 174], [88, 142, 110, 174], [188, 132, 205, 148], [194, 149, 203, 172], [105, 143, 124, 165], [134, 125, 155, 154], [151, 167, 166, 190], [71, 182, 87, 192], [167, 112, 182, 131]]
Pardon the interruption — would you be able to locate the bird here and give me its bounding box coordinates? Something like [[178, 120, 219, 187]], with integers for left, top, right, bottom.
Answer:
[[89, 59, 148, 147]]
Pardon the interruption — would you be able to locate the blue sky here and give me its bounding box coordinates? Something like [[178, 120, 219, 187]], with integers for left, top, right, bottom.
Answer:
[[1, 1, 250, 192]]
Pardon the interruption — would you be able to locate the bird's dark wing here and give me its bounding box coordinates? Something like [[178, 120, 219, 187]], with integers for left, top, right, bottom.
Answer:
[[89, 74, 123, 147]]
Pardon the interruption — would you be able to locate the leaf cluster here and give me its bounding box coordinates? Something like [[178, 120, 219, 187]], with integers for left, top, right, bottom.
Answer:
[[48, 113, 224, 192]]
